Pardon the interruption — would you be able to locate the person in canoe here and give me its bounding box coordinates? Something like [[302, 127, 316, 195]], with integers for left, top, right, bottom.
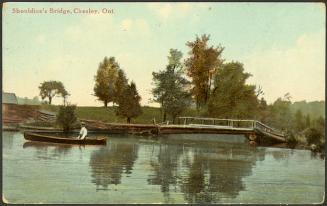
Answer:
[[77, 122, 88, 140]]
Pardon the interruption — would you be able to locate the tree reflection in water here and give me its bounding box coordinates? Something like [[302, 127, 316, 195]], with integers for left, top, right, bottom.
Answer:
[[147, 144, 184, 203], [89, 141, 139, 191], [23, 141, 72, 160], [147, 139, 266, 204]]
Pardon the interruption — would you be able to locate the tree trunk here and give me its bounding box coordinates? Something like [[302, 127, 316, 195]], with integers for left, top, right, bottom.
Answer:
[[48, 96, 52, 105], [104, 100, 108, 107], [127, 117, 131, 123]]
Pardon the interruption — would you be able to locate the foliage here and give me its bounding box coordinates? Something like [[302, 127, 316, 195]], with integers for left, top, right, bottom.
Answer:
[[266, 94, 293, 131], [39, 81, 68, 105], [304, 128, 323, 145], [116, 82, 142, 123], [94, 57, 120, 107], [152, 49, 192, 122], [207, 62, 259, 119], [114, 69, 129, 104], [290, 100, 325, 119], [294, 110, 305, 132], [185, 34, 224, 110], [285, 130, 298, 146], [305, 114, 311, 128], [56, 104, 78, 132], [17, 96, 41, 105], [257, 97, 270, 123]]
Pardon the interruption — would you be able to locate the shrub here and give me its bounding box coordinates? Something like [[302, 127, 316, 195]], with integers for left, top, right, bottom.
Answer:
[[304, 128, 322, 145], [56, 104, 77, 132], [285, 130, 298, 146]]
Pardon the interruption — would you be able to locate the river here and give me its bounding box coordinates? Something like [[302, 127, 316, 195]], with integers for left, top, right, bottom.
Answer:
[[2, 131, 325, 204]]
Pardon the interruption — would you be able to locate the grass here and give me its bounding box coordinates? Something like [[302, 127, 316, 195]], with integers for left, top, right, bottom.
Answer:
[[40, 104, 200, 124]]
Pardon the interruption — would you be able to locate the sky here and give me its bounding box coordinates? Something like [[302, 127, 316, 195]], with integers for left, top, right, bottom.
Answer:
[[3, 2, 325, 106]]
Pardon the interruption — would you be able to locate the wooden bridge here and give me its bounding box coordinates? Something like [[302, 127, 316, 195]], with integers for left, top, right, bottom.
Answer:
[[158, 117, 287, 144]]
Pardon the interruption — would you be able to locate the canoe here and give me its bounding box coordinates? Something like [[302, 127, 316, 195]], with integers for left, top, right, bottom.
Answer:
[[24, 132, 106, 145]]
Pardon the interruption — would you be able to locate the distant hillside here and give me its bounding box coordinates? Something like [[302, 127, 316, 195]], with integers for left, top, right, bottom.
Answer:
[[17, 96, 42, 105], [290, 101, 325, 119]]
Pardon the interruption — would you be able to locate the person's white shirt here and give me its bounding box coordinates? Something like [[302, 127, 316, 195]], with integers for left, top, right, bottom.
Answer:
[[79, 126, 88, 139]]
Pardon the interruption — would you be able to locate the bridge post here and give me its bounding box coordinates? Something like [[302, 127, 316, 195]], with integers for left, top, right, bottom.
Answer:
[[249, 133, 257, 141]]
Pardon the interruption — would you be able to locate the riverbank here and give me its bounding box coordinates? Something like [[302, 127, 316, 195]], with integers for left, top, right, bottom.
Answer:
[[40, 104, 198, 124], [4, 123, 320, 154]]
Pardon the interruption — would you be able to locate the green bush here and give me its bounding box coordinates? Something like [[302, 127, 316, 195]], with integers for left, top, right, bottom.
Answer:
[[56, 105, 77, 132], [285, 130, 298, 146], [304, 128, 322, 145]]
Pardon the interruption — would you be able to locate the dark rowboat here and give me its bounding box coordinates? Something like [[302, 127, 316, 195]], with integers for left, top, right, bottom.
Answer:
[[24, 132, 106, 145]]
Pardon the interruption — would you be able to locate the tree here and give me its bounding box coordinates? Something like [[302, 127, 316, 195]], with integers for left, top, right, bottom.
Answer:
[[185, 34, 224, 110], [39, 81, 68, 105], [305, 114, 311, 128], [304, 128, 322, 145], [116, 82, 142, 123], [94, 57, 120, 107], [294, 110, 305, 132], [56, 104, 77, 132], [152, 49, 191, 122], [257, 97, 269, 123], [313, 116, 325, 137], [114, 69, 128, 104], [267, 94, 293, 131], [207, 62, 259, 119]]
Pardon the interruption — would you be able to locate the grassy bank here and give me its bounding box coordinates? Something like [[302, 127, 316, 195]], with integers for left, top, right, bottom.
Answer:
[[40, 104, 198, 124]]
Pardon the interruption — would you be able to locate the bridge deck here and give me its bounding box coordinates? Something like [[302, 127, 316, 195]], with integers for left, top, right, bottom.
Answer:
[[171, 117, 287, 143]]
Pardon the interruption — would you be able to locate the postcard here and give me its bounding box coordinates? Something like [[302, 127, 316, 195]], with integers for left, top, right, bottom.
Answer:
[[2, 2, 325, 204]]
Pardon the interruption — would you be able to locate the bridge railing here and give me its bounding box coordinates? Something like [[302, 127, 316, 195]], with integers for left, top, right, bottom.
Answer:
[[176, 117, 256, 129], [176, 117, 285, 137], [254, 121, 285, 137]]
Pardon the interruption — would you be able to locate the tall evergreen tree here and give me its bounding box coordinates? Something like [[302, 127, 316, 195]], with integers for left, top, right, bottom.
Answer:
[[152, 49, 191, 122], [94, 57, 119, 107], [185, 34, 224, 110], [116, 82, 142, 123]]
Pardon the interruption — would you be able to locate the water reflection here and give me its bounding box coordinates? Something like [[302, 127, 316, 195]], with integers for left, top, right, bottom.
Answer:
[[23, 141, 72, 159], [147, 137, 266, 203], [6, 132, 323, 204], [147, 144, 183, 202], [3, 131, 15, 149], [89, 140, 139, 191]]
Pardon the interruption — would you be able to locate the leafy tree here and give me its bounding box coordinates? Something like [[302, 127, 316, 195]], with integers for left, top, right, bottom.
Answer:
[[56, 104, 77, 132], [152, 49, 191, 122], [257, 97, 269, 123], [305, 114, 311, 128], [290, 100, 325, 119], [94, 57, 119, 107], [294, 110, 305, 132], [313, 116, 325, 137], [207, 62, 258, 119], [39, 81, 68, 105], [185, 34, 224, 110], [116, 82, 142, 123], [304, 128, 322, 145], [114, 69, 128, 104], [267, 94, 293, 131]]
